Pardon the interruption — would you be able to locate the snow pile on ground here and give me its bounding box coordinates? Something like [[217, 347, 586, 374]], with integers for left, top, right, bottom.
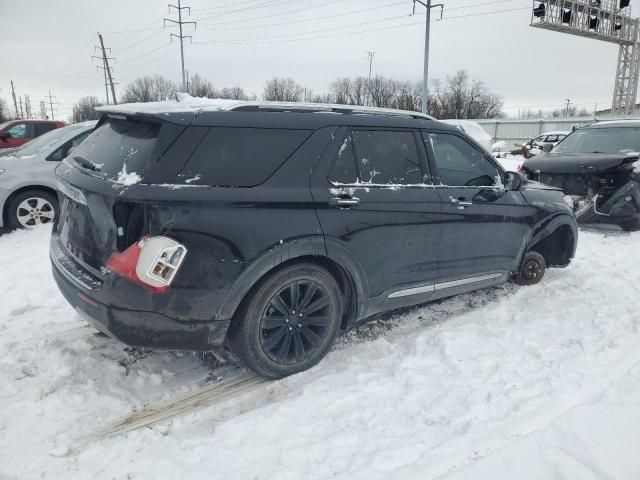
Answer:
[[1, 226, 640, 479]]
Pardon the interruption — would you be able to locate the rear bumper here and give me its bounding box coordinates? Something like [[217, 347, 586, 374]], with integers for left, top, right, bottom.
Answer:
[[50, 238, 231, 351]]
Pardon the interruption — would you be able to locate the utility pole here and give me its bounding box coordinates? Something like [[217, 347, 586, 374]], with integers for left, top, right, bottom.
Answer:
[[40, 100, 47, 120], [10, 80, 19, 118], [564, 98, 572, 117], [165, 0, 196, 92], [366, 50, 375, 106], [24, 94, 32, 119], [46, 90, 57, 120], [97, 33, 118, 105], [412, 0, 444, 114], [18, 97, 24, 119]]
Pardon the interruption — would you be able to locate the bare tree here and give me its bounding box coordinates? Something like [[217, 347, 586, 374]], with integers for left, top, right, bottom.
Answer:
[[121, 75, 177, 103], [428, 70, 503, 119], [219, 86, 250, 100], [263, 77, 304, 102], [72, 96, 102, 123], [187, 74, 217, 98], [0, 97, 13, 123]]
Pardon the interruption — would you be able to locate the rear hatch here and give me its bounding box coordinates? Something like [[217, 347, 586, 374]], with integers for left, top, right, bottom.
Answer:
[[54, 114, 188, 275]]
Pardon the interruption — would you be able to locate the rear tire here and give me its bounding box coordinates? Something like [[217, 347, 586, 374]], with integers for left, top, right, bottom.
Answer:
[[6, 189, 58, 230], [228, 263, 343, 379], [516, 251, 546, 286]]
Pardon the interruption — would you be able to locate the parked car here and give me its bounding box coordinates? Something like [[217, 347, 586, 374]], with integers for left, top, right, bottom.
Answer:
[[0, 121, 95, 229], [0, 119, 66, 149], [511, 131, 570, 159], [50, 100, 577, 378], [441, 119, 493, 151], [521, 120, 640, 231]]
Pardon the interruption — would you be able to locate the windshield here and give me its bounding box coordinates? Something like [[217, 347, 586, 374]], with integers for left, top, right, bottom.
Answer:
[[13, 125, 85, 157], [553, 126, 640, 154]]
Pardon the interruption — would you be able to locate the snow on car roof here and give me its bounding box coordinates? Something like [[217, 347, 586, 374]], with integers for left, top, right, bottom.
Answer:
[[590, 119, 640, 127], [95, 93, 242, 116]]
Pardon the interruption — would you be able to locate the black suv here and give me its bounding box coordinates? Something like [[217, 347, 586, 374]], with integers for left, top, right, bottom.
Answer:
[[50, 101, 578, 378]]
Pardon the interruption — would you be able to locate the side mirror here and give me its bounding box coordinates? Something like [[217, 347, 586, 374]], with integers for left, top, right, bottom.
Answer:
[[542, 143, 553, 153], [506, 171, 527, 191], [0, 132, 10, 141]]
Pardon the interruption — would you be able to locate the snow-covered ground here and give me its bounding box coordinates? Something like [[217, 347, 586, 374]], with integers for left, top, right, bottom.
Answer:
[[1, 226, 640, 479]]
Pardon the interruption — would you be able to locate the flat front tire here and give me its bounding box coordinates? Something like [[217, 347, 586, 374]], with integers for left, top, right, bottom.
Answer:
[[229, 263, 343, 379]]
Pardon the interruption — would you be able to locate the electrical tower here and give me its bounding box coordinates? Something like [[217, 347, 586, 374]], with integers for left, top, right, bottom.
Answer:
[[366, 50, 375, 106], [45, 90, 58, 120], [411, 0, 444, 114], [93, 33, 118, 105], [164, 0, 196, 92], [531, 0, 639, 115]]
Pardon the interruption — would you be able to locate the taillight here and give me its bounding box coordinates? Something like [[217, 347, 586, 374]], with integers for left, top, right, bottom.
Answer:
[[106, 236, 187, 293]]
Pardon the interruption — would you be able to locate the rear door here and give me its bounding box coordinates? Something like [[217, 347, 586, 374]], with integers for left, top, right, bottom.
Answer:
[[311, 126, 442, 305], [424, 129, 530, 281]]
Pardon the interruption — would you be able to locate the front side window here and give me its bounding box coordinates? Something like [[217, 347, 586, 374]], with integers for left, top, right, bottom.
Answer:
[[8, 123, 34, 139], [351, 130, 422, 184], [427, 132, 501, 187]]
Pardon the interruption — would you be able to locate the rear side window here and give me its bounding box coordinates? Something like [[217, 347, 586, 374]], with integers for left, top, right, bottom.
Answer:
[[71, 118, 160, 179], [178, 127, 310, 187], [351, 130, 422, 184], [35, 123, 57, 136]]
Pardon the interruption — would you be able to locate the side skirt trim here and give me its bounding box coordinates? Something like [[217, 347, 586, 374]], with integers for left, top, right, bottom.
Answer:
[[387, 272, 504, 299]]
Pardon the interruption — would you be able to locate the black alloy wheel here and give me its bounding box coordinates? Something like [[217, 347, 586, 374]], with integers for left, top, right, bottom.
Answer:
[[259, 280, 332, 365], [229, 263, 342, 379]]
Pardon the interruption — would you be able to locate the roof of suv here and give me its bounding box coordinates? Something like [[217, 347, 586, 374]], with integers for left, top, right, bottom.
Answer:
[[589, 119, 640, 128], [96, 94, 451, 130]]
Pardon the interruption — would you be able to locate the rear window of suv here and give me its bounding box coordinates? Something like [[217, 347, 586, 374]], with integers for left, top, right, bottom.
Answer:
[[70, 118, 160, 180], [177, 127, 311, 187]]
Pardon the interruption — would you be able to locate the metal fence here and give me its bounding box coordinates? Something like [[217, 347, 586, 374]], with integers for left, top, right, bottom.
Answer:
[[474, 117, 599, 149]]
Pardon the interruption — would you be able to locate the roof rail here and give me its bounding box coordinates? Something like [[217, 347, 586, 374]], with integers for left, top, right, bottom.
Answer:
[[221, 101, 435, 120]]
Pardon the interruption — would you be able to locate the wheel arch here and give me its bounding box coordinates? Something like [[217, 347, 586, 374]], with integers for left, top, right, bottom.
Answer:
[[217, 237, 369, 331], [2, 184, 58, 227], [525, 214, 577, 268]]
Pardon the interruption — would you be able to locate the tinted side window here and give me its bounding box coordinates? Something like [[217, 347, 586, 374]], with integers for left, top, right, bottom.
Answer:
[[179, 127, 311, 187], [328, 133, 357, 184], [35, 123, 57, 136], [426, 132, 500, 187], [351, 130, 422, 184]]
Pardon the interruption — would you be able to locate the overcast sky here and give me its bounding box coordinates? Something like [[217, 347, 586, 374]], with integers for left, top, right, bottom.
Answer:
[[0, 0, 622, 120]]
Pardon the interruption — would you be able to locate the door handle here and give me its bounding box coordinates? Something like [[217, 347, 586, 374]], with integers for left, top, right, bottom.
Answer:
[[329, 197, 360, 208], [450, 196, 473, 209]]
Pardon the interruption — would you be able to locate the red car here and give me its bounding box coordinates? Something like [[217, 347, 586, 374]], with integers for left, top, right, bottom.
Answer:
[[0, 119, 66, 149]]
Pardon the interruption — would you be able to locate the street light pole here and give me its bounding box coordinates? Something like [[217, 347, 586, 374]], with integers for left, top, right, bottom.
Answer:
[[412, 0, 444, 114]]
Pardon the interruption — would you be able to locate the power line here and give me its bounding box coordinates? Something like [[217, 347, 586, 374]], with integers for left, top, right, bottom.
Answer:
[[198, 0, 351, 27], [194, 5, 528, 46], [194, 0, 287, 22]]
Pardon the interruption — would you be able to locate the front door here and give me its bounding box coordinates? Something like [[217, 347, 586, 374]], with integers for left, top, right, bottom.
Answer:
[[423, 130, 530, 282], [310, 127, 442, 309]]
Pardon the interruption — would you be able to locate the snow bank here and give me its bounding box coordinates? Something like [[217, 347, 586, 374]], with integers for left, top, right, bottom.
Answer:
[[1, 227, 640, 479]]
